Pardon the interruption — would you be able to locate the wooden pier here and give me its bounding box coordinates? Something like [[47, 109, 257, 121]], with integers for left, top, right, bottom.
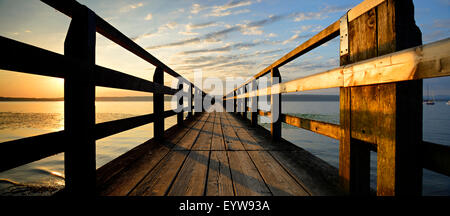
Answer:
[[1, 0, 450, 196], [96, 110, 342, 196]]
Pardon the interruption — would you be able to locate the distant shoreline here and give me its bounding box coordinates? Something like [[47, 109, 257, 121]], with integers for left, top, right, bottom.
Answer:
[[0, 95, 340, 102], [1, 94, 449, 102]]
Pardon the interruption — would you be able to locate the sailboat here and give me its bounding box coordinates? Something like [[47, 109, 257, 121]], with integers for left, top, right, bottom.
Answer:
[[424, 85, 435, 105]]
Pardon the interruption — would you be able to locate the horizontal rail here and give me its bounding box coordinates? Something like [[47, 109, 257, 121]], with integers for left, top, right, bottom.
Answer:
[[41, 0, 193, 87], [0, 131, 65, 172], [0, 36, 178, 95], [423, 141, 450, 177], [95, 110, 176, 140], [226, 38, 450, 100], [226, 0, 386, 96], [95, 65, 177, 95], [0, 36, 67, 78], [282, 114, 340, 140]]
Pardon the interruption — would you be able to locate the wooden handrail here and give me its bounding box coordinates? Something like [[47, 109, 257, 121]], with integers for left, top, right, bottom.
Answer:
[[0, 131, 66, 172], [0, 36, 179, 95], [226, 38, 450, 100]]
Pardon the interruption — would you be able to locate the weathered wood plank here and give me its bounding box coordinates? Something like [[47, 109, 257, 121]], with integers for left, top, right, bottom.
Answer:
[[211, 112, 226, 151], [225, 112, 265, 150], [128, 150, 189, 196], [221, 113, 246, 151], [282, 114, 340, 140], [96, 118, 198, 194], [168, 151, 210, 196], [191, 113, 213, 150], [227, 151, 271, 196], [206, 151, 234, 196], [173, 113, 209, 150], [423, 141, 450, 176], [269, 150, 343, 196], [247, 151, 309, 196]]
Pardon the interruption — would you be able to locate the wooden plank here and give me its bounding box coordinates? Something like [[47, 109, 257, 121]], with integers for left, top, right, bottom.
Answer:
[[221, 113, 246, 151], [206, 151, 234, 196], [282, 114, 340, 140], [211, 112, 226, 151], [94, 65, 177, 95], [270, 68, 282, 141], [63, 6, 96, 195], [128, 150, 190, 196], [269, 150, 343, 196], [348, 0, 385, 22], [247, 151, 309, 196], [191, 113, 214, 150], [227, 151, 271, 196], [168, 151, 210, 196], [96, 118, 198, 191], [173, 113, 209, 150], [225, 38, 450, 100], [376, 0, 423, 196], [153, 67, 164, 140], [225, 112, 265, 150]]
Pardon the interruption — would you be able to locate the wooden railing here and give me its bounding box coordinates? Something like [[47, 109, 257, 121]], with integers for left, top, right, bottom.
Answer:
[[0, 0, 205, 195], [223, 0, 450, 196]]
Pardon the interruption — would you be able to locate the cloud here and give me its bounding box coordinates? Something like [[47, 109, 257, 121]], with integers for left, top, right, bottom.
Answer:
[[192, 1, 254, 17], [266, 33, 277, 38], [292, 4, 350, 22], [120, 2, 143, 13], [178, 41, 264, 55], [144, 13, 153, 20], [145, 15, 285, 50], [186, 21, 218, 31]]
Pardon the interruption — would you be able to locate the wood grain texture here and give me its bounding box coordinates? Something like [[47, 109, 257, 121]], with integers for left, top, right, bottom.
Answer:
[[211, 112, 226, 150], [206, 151, 234, 196], [247, 151, 309, 196], [168, 150, 210, 196], [221, 113, 246, 151], [227, 151, 271, 196]]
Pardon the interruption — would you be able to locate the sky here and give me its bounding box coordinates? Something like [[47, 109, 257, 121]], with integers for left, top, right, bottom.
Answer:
[[0, 0, 449, 98]]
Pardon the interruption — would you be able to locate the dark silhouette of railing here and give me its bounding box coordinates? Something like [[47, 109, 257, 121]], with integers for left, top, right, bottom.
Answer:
[[0, 0, 205, 195], [223, 0, 450, 196]]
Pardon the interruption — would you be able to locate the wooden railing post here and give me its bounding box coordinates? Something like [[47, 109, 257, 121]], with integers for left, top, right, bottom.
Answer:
[[243, 84, 248, 119], [177, 80, 183, 126], [63, 5, 96, 195], [271, 68, 281, 141], [233, 91, 237, 114], [153, 67, 164, 140], [338, 0, 423, 196], [251, 79, 258, 126], [188, 83, 193, 118]]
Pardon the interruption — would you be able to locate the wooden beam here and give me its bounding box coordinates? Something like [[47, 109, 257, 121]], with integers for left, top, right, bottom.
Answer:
[[423, 141, 450, 177], [153, 67, 164, 140], [250, 80, 258, 126], [270, 68, 282, 141], [282, 114, 340, 140], [63, 5, 96, 195], [225, 37, 450, 100], [177, 81, 184, 126], [0, 131, 65, 172]]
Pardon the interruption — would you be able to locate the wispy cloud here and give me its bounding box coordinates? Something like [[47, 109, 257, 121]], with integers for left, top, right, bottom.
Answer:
[[144, 13, 152, 20], [145, 15, 285, 50], [120, 2, 143, 13], [292, 4, 350, 22]]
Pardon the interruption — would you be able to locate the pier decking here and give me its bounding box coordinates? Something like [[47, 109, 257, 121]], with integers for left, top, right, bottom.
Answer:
[[96, 111, 341, 196]]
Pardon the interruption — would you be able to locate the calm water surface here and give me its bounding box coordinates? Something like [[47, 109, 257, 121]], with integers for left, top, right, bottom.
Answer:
[[0, 101, 449, 195]]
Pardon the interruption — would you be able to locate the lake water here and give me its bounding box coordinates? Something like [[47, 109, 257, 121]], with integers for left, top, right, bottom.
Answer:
[[0, 101, 449, 196]]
